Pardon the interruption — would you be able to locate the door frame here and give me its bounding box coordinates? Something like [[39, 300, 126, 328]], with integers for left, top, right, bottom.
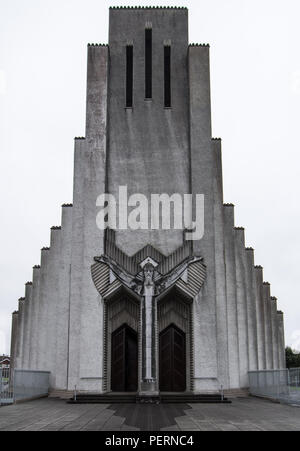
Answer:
[[103, 292, 141, 393], [157, 293, 193, 393]]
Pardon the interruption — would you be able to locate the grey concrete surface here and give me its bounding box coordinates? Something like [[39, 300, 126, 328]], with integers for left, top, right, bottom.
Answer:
[[0, 398, 300, 431]]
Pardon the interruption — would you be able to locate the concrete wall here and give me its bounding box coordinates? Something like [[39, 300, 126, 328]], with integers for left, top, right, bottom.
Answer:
[[108, 9, 190, 255]]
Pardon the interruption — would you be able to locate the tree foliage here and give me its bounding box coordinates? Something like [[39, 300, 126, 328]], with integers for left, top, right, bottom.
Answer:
[[286, 347, 300, 368]]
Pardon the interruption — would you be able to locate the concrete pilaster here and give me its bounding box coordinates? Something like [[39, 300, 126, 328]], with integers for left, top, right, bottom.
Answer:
[[212, 139, 229, 388], [245, 248, 259, 370], [79, 45, 108, 391], [189, 45, 218, 391], [68, 46, 109, 390], [223, 205, 240, 389], [36, 248, 50, 371], [254, 266, 266, 369], [271, 297, 279, 369], [277, 312, 286, 369], [234, 228, 249, 387], [86, 45, 108, 150], [47, 227, 62, 388], [22, 282, 33, 369], [15, 298, 25, 369], [10, 311, 19, 374], [68, 139, 86, 391], [55, 205, 73, 390], [28, 266, 41, 370], [263, 283, 273, 369]]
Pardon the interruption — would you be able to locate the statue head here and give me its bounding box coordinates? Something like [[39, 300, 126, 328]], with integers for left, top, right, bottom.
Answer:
[[143, 262, 155, 286]]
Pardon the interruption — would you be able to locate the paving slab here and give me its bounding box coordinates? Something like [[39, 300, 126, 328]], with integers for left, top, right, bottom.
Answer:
[[1, 397, 300, 431]]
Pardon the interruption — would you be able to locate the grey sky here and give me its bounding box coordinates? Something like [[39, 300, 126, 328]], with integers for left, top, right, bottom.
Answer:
[[0, 0, 299, 355]]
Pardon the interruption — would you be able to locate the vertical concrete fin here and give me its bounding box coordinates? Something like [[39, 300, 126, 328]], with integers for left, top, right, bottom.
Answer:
[[234, 227, 249, 387], [28, 265, 41, 370], [245, 248, 259, 371], [15, 298, 25, 370], [254, 266, 266, 369], [213, 138, 229, 388], [36, 247, 51, 371], [74, 45, 108, 390], [68, 138, 87, 390], [223, 204, 240, 388], [212, 138, 224, 203], [188, 45, 212, 141], [263, 282, 273, 369], [22, 282, 33, 369], [10, 311, 19, 375], [189, 46, 213, 252], [270, 297, 279, 369], [55, 204, 73, 390], [188, 44, 219, 392], [277, 311, 286, 369], [85, 45, 108, 149], [46, 227, 62, 388]]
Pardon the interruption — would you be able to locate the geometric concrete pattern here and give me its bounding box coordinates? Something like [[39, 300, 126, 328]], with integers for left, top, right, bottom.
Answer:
[[0, 398, 300, 431]]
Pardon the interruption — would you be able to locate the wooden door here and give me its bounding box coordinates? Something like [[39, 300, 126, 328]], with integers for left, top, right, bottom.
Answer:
[[125, 327, 138, 392], [159, 324, 186, 392], [111, 325, 138, 392]]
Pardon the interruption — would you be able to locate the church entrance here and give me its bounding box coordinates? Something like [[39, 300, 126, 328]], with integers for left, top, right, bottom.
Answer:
[[159, 324, 186, 392], [111, 324, 138, 392]]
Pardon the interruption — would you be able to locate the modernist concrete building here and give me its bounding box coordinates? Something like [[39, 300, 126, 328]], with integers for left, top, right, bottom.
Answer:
[[10, 7, 285, 396]]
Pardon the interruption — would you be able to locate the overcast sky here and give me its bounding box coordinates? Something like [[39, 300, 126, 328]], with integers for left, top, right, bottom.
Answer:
[[0, 0, 300, 356]]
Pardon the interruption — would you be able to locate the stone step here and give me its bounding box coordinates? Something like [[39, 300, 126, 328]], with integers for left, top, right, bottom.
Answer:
[[68, 393, 231, 404], [49, 390, 73, 400], [224, 389, 250, 398]]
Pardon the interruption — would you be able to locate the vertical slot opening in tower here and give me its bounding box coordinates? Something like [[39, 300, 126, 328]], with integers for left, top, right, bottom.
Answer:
[[126, 45, 133, 108], [145, 28, 152, 99], [164, 45, 171, 108]]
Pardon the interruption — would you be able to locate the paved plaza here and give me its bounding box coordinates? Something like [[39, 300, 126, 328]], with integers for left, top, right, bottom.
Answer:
[[0, 397, 300, 431]]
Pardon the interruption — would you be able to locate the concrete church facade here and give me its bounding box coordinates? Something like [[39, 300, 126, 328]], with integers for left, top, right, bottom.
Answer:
[[10, 7, 285, 396]]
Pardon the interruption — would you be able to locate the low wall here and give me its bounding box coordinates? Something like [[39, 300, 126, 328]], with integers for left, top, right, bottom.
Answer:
[[249, 369, 300, 405], [13, 370, 50, 402]]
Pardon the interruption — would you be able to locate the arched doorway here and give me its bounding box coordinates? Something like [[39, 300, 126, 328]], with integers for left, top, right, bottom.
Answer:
[[159, 324, 186, 392], [111, 324, 138, 392]]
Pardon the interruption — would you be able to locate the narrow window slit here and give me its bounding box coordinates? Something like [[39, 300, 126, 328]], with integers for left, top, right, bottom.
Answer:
[[126, 45, 133, 108], [145, 29, 152, 99], [164, 45, 171, 108]]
